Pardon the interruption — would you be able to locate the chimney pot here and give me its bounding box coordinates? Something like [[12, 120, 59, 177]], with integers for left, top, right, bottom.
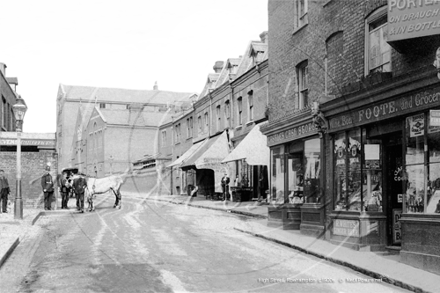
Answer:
[[213, 61, 224, 73], [259, 31, 268, 43], [0, 63, 7, 76], [153, 81, 158, 90]]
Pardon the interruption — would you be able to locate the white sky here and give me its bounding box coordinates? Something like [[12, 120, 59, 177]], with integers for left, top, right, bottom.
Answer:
[[1, 0, 268, 133]]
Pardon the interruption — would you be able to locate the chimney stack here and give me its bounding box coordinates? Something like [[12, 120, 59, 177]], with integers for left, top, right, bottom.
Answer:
[[213, 61, 224, 73], [259, 31, 268, 43], [0, 63, 6, 76], [153, 81, 158, 90]]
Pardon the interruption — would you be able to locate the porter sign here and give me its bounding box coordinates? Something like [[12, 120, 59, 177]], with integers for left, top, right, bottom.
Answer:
[[388, 0, 440, 42]]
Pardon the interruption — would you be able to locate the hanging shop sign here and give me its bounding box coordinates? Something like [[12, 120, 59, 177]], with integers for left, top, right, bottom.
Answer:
[[329, 87, 440, 132], [267, 122, 317, 147], [388, 0, 440, 43], [333, 219, 360, 237]]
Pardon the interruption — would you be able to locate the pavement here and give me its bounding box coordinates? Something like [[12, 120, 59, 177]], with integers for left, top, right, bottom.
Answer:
[[1, 193, 439, 293]]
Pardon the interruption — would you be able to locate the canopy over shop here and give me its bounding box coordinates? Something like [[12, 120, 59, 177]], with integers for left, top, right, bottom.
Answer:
[[180, 131, 231, 196], [222, 123, 270, 201]]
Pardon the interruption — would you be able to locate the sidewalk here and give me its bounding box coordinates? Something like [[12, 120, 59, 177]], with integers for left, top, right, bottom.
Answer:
[[0, 208, 42, 268], [143, 193, 440, 293]]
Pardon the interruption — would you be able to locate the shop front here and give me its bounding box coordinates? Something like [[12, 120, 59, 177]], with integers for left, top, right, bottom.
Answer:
[[180, 131, 231, 198], [322, 72, 440, 274], [222, 123, 270, 202], [263, 116, 324, 234], [168, 140, 208, 195]]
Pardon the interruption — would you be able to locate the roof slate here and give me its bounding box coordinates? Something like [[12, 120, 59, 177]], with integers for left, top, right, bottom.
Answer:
[[99, 108, 173, 127], [61, 84, 196, 105]]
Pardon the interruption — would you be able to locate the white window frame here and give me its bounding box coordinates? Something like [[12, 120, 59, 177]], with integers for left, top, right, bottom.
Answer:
[[237, 97, 243, 125], [297, 61, 309, 109], [161, 130, 167, 146], [248, 91, 254, 122], [295, 0, 308, 29], [204, 112, 209, 132], [364, 6, 391, 76], [225, 100, 231, 128]]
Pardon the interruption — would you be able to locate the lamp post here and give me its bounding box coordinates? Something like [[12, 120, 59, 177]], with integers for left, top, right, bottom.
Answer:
[[12, 95, 27, 220]]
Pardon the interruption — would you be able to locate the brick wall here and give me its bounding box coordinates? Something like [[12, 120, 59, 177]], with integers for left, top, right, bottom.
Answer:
[[0, 150, 57, 208]]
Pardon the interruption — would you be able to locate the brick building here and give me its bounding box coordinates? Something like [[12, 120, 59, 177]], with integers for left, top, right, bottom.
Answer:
[[1, 63, 17, 133], [264, 0, 440, 275], [168, 32, 269, 200]]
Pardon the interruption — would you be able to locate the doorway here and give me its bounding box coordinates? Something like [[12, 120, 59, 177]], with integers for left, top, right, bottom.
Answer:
[[383, 134, 403, 246]]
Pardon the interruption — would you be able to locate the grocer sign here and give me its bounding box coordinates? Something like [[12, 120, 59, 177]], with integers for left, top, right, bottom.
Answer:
[[388, 0, 440, 42], [329, 87, 440, 131]]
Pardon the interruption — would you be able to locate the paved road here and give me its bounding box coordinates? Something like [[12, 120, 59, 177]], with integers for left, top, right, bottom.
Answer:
[[0, 194, 410, 293]]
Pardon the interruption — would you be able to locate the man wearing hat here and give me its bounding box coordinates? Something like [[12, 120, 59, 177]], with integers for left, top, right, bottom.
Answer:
[[41, 166, 54, 210]]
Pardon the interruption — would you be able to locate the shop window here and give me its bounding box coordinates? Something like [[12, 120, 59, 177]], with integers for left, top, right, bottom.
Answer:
[[365, 6, 391, 75], [296, 61, 309, 109], [334, 130, 363, 211], [287, 154, 303, 204], [404, 112, 440, 214], [304, 138, 321, 203], [362, 129, 383, 212], [271, 146, 285, 203]]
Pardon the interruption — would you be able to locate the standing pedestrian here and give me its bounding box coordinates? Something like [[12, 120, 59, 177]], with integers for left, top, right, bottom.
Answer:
[[221, 173, 230, 201], [258, 170, 265, 202], [58, 172, 69, 209], [41, 166, 54, 210], [0, 169, 10, 213]]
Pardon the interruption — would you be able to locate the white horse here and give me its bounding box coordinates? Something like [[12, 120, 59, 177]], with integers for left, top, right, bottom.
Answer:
[[72, 171, 128, 211]]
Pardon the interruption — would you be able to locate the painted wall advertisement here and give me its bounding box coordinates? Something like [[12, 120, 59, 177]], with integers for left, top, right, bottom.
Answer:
[[388, 0, 440, 42]]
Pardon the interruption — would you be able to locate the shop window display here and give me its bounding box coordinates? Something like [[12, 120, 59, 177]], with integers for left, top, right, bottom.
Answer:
[[404, 112, 440, 214], [271, 146, 285, 203], [363, 133, 383, 212], [406, 113, 439, 213], [334, 132, 347, 210], [287, 155, 303, 204], [333, 129, 383, 212], [303, 138, 321, 203]]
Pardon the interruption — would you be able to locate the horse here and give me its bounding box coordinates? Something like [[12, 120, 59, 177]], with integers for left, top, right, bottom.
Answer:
[[71, 171, 128, 212]]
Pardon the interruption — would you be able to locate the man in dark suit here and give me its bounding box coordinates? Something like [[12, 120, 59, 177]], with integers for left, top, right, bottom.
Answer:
[[0, 169, 10, 213], [221, 173, 230, 201], [58, 172, 69, 209], [41, 166, 54, 210]]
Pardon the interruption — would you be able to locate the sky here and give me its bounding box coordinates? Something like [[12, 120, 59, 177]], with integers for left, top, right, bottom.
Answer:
[[1, 0, 268, 133]]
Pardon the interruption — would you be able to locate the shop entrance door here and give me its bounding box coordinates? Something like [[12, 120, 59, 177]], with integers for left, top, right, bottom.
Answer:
[[383, 134, 403, 246]]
